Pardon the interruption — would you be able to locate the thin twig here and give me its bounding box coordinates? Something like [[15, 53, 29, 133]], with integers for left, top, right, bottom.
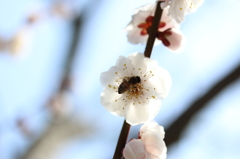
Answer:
[[17, 13, 83, 159]]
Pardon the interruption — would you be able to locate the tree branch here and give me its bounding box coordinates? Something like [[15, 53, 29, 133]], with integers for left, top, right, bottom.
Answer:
[[164, 63, 240, 147]]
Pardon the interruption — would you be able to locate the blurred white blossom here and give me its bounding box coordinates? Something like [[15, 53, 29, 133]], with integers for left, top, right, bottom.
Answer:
[[51, 0, 78, 19], [125, 3, 185, 52], [160, 0, 204, 23], [8, 27, 31, 56], [123, 121, 167, 159], [100, 53, 171, 125]]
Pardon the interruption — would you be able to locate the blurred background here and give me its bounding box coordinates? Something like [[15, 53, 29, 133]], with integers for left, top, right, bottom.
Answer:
[[0, 0, 240, 159]]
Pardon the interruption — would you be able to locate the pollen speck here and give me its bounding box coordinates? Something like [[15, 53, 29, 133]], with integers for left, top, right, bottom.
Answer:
[[124, 64, 126, 66], [108, 84, 112, 88], [180, 7, 183, 10], [115, 72, 118, 74], [152, 96, 156, 99], [138, 68, 141, 70], [113, 87, 117, 89]]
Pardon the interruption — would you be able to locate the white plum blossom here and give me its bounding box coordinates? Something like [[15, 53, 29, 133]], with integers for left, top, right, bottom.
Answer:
[[160, 0, 204, 23], [123, 121, 167, 159], [100, 53, 171, 125], [125, 3, 185, 53]]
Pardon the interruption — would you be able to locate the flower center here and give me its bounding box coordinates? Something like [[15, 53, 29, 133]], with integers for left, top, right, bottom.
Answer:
[[157, 29, 172, 46], [137, 16, 166, 36], [126, 82, 144, 100]]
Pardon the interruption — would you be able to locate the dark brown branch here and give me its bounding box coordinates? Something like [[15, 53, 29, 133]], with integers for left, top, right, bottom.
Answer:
[[113, 2, 163, 159], [113, 120, 131, 159], [165, 63, 240, 147], [144, 1, 163, 58]]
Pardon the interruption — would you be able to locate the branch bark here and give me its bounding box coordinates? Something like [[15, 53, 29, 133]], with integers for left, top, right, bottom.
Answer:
[[164, 63, 240, 147]]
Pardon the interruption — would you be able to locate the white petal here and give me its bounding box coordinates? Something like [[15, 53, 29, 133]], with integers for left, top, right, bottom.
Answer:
[[127, 53, 148, 73], [125, 104, 150, 125], [100, 66, 122, 88], [123, 139, 149, 159], [115, 55, 135, 77], [165, 28, 186, 53], [101, 86, 127, 113], [168, 0, 204, 23], [125, 99, 161, 125], [143, 67, 171, 99]]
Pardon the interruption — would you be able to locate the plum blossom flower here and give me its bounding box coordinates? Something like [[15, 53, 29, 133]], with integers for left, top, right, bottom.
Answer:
[[123, 121, 167, 159], [100, 53, 171, 125], [125, 3, 185, 53], [160, 0, 204, 23]]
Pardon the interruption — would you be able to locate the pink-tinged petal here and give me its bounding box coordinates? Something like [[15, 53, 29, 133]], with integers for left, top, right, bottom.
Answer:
[[165, 28, 186, 53], [140, 121, 165, 139], [141, 131, 167, 158], [160, 0, 170, 9], [123, 139, 150, 159], [127, 28, 148, 44], [159, 7, 179, 32]]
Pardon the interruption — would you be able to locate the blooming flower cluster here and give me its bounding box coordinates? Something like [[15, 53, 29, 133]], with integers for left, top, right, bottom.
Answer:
[[125, 3, 185, 53], [123, 121, 167, 159], [100, 52, 171, 125], [100, 1, 204, 158]]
